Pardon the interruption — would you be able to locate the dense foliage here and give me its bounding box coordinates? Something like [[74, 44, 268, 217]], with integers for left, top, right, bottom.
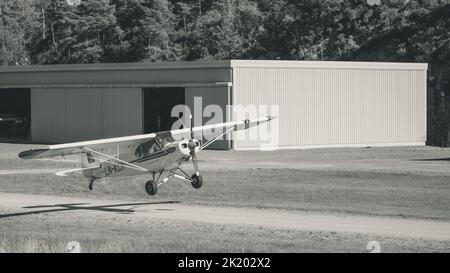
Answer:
[[0, 0, 448, 145]]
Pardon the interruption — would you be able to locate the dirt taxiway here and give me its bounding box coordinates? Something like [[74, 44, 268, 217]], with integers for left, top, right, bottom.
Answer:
[[1, 192, 450, 241]]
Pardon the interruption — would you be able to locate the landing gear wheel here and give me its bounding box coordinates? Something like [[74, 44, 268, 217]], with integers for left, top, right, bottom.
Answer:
[[191, 174, 203, 189], [145, 180, 158, 196], [88, 177, 95, 191]]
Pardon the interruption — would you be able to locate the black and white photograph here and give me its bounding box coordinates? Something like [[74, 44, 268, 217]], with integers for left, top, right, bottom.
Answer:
[[0, 0, 449, 259]]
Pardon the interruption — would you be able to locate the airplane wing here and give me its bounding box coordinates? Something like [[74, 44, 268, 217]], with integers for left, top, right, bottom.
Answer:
[[169, 115, 277, 141], [18, 116, 276, 160], [18, 133, 157, 160]]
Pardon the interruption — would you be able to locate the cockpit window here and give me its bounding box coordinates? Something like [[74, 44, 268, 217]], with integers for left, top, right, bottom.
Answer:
[[155, 131, 175, 148], [134, 139, 163, 158], [134, 145, 142, 157], [141, 139, 162, 155]]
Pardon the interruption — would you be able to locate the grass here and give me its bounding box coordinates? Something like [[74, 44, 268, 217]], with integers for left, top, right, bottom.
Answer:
[[1, 167, 449, 221], [1, 144, 450, 252], [1, 211, 448, 253]]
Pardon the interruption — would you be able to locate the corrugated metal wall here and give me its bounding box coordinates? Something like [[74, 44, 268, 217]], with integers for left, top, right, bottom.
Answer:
[[232, 63, 427, 150], [102, 88, 142, 138], [31, 87, 142, 143]]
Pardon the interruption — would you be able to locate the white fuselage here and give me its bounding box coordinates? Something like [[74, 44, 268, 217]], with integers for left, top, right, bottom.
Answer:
[[82, 139, 199, 179]]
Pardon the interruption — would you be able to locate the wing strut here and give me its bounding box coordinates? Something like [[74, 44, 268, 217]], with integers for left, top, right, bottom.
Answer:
[[198, 127, 234, 152]]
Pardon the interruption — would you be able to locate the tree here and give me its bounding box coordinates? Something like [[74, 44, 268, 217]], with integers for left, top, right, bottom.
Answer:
[[29, 0, 128, 64], [184, 0, 263, 60], [72, 0, 126, 63], [113, 0, 180, 62], [0, 0, 38, 66], [255, 0, 326, 60], [28, 0, 78, 64]]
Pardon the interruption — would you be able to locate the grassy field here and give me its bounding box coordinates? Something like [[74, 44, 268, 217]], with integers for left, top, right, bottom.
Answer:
[[1, 168, 450, 221], [1, 144, 450, 220], [1, 208, 448, 253], [1, 144, 449, 252]]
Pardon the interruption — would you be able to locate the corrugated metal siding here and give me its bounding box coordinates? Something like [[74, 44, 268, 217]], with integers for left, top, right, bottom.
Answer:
[[64, 88, 103, 141], [31, 88, 67, 143], [31, 87, 142, 143], [232, 66, 427, 149], [102, 88, 142, 138]]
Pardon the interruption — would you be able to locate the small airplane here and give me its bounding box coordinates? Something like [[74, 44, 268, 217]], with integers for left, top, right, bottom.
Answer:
[[18, 116, 276, 196]]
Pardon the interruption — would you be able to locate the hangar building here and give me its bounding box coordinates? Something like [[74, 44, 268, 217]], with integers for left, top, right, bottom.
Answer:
[[0, 60, 427, 150]]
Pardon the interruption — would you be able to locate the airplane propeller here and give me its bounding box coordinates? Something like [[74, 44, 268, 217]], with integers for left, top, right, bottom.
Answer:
[[188, 114, 200, 175]]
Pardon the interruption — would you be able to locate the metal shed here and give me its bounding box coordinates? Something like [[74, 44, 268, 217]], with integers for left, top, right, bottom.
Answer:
[[231, 60, 428, 150], [0, 60, 427, 150]]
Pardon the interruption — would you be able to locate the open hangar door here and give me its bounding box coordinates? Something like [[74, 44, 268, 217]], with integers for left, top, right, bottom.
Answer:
[[142, 86, 231, 150], [143, 87, 185, 134], [185, 86, 231, 150], [0, 88, 31, 142]]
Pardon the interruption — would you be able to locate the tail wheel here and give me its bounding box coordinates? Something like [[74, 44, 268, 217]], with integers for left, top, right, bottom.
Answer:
[[145, 180, 158, 196], [191, 173, 203, 189]]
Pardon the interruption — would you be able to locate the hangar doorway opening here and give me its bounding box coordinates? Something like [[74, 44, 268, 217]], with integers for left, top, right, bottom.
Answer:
[[143, 87, 185, 133], [0, 88, 31, 142]]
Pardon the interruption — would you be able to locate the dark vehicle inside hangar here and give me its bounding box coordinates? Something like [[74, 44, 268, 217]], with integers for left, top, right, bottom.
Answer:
[[0, 88, 31, 142]]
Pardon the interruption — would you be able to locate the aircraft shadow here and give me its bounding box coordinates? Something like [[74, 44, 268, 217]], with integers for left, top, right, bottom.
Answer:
[[411, 158, 450, 162], [0, 201, 180, 219]]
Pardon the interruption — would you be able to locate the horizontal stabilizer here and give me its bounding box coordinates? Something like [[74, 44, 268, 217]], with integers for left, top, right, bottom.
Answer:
[[55, 166, 99, 177]]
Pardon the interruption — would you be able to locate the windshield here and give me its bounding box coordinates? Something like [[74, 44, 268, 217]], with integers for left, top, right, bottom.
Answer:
[[134, 139, 162, 158], [155, 131, 175, 147]]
